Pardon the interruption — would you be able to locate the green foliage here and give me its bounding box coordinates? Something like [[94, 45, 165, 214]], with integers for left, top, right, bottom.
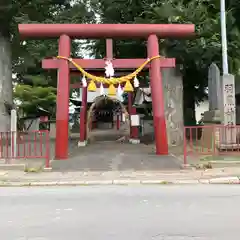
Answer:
[[2, 0, 95, 116], [137, 0, 240, 124], [2, 0, 240, 121], [90, 0, 240, 124], [92, 0, 240, 89], [14, 84, 56, 116]]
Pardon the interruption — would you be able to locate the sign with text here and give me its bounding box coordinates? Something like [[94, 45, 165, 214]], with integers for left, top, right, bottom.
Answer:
[[221, 74, 236, 144], [130, 114, 140, 126]]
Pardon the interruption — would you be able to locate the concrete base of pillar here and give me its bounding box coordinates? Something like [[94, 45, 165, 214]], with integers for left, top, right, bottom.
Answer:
[[78, 140, 87, 147], [203, 110, 222, 124], [202, 110, 222, 149], [129, 138, 140, 144]]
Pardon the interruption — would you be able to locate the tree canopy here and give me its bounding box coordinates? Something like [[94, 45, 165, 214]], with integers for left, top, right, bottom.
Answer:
[[2, 0, 94, 117], [2, 0, 240, 123], [90, 0, 240, 123]]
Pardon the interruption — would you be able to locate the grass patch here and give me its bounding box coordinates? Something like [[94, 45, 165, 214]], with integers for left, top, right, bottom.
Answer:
[[193, 162, 213, 169], [159, 181, 173, 185], [24, 166, 43, 173], [200, 155, 240, 162]]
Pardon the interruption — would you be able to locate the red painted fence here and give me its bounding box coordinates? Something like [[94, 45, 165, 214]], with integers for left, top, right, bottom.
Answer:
[[184, 125, 240, 165], [0, 130, 50, 168]]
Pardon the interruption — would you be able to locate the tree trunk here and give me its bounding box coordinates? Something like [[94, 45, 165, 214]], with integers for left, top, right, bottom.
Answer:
[[183, 87, 196, 126], [0, 34, 13, 132]]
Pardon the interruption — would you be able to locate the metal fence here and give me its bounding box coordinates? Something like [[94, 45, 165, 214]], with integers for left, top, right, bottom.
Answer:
[[183, 125, 240, 165], [0, 130, 50, 168]]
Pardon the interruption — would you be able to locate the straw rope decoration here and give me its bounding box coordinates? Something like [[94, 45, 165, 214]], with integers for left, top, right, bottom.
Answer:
[[56, 55, 162, 95]]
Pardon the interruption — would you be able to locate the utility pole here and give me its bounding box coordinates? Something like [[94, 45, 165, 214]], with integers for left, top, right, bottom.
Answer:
[[220, 0, 228, 74]]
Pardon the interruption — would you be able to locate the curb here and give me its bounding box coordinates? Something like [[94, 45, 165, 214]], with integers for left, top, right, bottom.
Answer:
[[0, 164, 25, 171], [0, 176, 239, 187]]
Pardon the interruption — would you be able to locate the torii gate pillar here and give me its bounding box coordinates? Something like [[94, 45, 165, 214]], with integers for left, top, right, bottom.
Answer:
[[55, 35, 71, 159], [148, 35, 168, 154]]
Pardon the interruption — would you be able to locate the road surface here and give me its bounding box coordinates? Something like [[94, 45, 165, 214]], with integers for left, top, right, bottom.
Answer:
[[1, 185, 240, 239]]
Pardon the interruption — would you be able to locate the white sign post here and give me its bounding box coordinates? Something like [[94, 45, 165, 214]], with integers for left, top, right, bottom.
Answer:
[[10, 109, 17, 158], [129, 114, 140, 144], [122, 113, 126, 122], [130, 114, 140, 126]]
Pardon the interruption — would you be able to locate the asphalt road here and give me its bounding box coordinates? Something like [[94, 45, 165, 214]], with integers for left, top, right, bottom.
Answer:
[[1, 185, 240, 240]]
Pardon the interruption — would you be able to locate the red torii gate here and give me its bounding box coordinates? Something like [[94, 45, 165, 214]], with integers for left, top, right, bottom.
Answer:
[[18, 24, 195, 159], [42, 38, 175, 154]]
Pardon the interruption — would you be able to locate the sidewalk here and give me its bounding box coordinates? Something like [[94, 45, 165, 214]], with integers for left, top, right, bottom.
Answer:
[[0, 167, 240, 186]]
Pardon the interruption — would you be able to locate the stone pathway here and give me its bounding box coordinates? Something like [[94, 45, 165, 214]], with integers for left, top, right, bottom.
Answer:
[[88, 128, 129, 142], [52, 142, 181, 172], [0, 128, 183, 173]]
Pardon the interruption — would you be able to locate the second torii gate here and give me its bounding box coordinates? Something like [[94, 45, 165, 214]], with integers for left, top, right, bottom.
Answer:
[[19, 23, 195, 159], [42, 38, 175, 152]]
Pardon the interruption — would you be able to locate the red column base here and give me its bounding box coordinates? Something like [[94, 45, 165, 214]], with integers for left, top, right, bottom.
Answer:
[[55, 119, 69, 160], [79, 87, 87, 144], [130, 107, 139, 141], [155, 117, 168, 155], [116, 115, 120, 130], [130, 126, 139, 139]]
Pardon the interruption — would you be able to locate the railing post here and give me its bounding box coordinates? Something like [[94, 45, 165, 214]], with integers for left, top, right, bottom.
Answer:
[[45, 131, 50, 168], [183, 127, 187, 166], [213, 125, 216, 155]]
